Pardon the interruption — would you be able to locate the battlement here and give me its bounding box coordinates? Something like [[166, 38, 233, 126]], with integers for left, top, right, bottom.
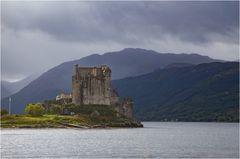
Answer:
[[73, 64, 111, 80]]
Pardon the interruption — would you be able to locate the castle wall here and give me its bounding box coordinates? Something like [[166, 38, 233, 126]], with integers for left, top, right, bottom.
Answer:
[[82, 76, 110, 105], [121, 98, 134, 119], [110, 89, 119, 106]]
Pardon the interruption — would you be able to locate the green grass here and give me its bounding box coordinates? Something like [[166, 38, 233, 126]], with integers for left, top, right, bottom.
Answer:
[[0, 114, 138, 128], [1, 104, 143, 128], [2, 114, 58, 125], [1, 114, 94, 125]]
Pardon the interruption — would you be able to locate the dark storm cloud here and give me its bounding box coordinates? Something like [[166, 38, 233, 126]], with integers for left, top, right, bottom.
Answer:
[[1, 1, 239, 81], [2, 1, 239, 44]]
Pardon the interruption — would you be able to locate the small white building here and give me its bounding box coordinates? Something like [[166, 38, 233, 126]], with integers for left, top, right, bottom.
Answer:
[[56, 93, 72, 101]]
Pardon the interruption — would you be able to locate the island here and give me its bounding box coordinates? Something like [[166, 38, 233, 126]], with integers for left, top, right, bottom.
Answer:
[[1, 65, 143, 128]]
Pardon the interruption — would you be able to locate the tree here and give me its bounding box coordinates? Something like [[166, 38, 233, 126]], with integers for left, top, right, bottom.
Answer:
[[1, 109, 8, 116], [25, 104, 45, 117]]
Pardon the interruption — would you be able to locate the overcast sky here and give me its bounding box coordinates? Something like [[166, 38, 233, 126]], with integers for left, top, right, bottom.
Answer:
[[1, 1, 239, 82]]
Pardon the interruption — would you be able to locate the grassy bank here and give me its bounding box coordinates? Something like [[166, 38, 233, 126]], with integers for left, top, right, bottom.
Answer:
[[1, 114, 142, 128], [1, 104, 143, 128]]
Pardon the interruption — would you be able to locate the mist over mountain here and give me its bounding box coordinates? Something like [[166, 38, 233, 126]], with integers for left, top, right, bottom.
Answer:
[[1, 48, 220, 114], [1, 83, 12, 99], [113, 62, 239, 122], [1, 74, 39, 98]]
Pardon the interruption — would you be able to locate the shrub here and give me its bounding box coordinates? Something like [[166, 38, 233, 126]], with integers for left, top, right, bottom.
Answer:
[[25, 103, 45, 117], [49, 105, 62, 114], [1, 109, 8, 116]]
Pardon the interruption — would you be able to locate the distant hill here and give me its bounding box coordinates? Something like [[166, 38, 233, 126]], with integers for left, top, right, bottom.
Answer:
[[113, 62, 239, 122], [1, 74, 39, 98], [1, 48, 220, 114]]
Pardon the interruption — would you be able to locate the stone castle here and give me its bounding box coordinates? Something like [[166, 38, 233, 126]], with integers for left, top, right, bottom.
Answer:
[[71, 64, 133, 119], [72, 64, 111, 105]]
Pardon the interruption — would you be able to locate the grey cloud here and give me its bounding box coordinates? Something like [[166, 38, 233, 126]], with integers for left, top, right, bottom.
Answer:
[[2, 1, 239, 44], [1, 1, 239, 81]]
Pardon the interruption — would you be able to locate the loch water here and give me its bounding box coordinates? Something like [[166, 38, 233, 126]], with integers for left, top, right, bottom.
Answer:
[[1, 122, 239, 158]]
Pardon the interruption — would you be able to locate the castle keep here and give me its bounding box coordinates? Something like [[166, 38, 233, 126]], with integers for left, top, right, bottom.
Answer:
[[72, 64, 111, 105], [71, 64, 133, 119]]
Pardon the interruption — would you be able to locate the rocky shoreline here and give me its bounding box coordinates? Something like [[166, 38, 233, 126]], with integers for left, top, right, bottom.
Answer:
[[1, 121, 143, 129]]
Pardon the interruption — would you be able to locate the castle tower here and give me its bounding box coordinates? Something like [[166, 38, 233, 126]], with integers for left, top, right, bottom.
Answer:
[[72, 64, 112, 106], [72, 64, 82, 105]]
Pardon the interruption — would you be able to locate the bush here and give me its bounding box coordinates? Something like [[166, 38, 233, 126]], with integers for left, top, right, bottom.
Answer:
[[1, 109, 8, 116], [25, 104, 45, 117], [49, 105, 62, 115]]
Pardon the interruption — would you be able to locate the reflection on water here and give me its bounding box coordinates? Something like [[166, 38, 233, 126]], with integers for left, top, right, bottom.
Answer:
[[1, 122, 239, 158]]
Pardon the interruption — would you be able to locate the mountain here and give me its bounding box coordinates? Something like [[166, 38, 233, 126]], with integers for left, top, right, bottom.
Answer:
[[112, 62, 239, 122], [1, 48, 220, 114], [1, 74, 40, 98], [164, 63, 194, 69], [76, 48, 219, 79]]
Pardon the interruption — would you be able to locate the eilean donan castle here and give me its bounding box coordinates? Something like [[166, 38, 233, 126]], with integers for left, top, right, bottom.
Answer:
[[71, 64, 133, 119]]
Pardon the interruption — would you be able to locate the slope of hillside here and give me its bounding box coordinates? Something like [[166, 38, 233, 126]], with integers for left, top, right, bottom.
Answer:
[[1, 48, 219, 114], [1, 84, 12, 99], [113, 62, 239, 122], [1, 74, 40, 98]]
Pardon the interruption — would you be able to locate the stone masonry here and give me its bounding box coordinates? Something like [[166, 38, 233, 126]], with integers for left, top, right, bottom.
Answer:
[[72, 64, 111, 105]]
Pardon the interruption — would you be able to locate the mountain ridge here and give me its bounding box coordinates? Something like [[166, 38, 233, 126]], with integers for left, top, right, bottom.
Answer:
[[1, 48, 221, 114], [112, 62, 239, 122]]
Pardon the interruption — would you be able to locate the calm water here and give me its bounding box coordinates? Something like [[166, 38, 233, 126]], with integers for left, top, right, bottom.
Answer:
[[1, 122, 239, 158]]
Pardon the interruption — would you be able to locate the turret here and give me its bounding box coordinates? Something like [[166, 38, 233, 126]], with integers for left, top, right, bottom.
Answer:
[[74, 64, 79, 80]]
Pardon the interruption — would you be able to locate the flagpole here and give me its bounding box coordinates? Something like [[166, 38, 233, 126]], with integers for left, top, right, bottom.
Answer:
[[9, 97, 11, 114]]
